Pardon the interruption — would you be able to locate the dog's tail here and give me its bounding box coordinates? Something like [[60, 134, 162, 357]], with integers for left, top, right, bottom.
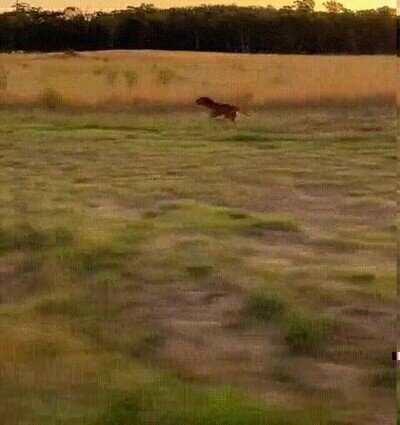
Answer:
[[239, 111, 251, 117]]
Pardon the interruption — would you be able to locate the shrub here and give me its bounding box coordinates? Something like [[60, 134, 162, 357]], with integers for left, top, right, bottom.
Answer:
[[40, 88, 64, 109], [246, 291, 285, 322]]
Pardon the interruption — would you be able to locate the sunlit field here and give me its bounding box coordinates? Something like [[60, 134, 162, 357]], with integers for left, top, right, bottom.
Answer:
[[0, 50, 395, 108], [0, 51, 396, 425]]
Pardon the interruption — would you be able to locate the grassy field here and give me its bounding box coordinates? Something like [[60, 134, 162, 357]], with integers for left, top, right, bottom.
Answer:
[[0, 50, 395, 108], [0, 52, 396, 425]]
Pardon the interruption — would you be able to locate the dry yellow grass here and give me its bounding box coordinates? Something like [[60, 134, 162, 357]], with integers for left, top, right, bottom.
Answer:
[[0, 50, 395, 108]]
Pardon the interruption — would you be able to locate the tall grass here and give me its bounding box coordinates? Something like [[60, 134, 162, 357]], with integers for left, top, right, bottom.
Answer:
[[0, 65, 8, 91], [0, 51, 394, 108]]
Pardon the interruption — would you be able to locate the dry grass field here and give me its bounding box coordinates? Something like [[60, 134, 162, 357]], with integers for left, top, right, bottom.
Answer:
[[0, 50, 395, 108], [0, 51, 396, 425]]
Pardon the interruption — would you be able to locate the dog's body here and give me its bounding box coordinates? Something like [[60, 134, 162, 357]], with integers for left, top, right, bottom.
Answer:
[[196, 97, 248, 122]]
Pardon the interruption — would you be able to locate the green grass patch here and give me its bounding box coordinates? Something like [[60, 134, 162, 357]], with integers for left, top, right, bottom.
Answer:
[[346, 189, 370, 197], [227, 210, 248, 220], [217, 132, 268, 142], [284, 315, 334, 356], [0, 107, 393, 424], [97, 383, 329, 425], [346, 273, 376, 284], [154, 201, 300, 236], [249, 216, 300, 234], [66, 246, 126, 275], [34, 295, 82, 317], [186, 263, 214, 278], [370, 369, 395, 389], [314, 237, 363, 252], [0, 224, 73, 253], [99, 396, 141, 425], [372, 276, 396, 300], [133, 333, 165, 362], [246, 290, 286, 322]]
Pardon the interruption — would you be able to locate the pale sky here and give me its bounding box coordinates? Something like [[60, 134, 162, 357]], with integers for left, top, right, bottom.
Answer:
[[0, 0, 395, 12]]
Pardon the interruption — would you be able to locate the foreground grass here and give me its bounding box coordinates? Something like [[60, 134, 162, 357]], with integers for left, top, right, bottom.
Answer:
[[0, 106, 396, 424]]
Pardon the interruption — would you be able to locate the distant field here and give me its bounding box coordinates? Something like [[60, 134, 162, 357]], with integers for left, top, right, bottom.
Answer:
[[0, 50, 395, 108], [0, 51, 396, 425]]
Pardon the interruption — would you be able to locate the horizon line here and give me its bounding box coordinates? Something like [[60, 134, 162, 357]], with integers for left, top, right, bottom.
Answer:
[[0, 3, 395, 13]]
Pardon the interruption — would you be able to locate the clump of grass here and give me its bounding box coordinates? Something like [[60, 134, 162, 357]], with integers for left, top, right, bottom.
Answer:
[[68, 246, 126, 275], [35, 296, 82, 317], [246, 290, 286, 322], [370, 368, 395, 389], [158, 201, 181, 212], [347, 273, 376, 284], [284, 315, 334, 356], [97, 396, 140, 425], [270, 367, 295, 384], [250, 216, 300, 234], [138, 383, 311, 425], [40, 88, 65, 109], [216, 132, 267, 143], [0, 67, 8, 90], [105, 68, 119, 85], [0, 224, 73, 253], [142, 209, 160, 219], [93, 66, 104, 76], [186, 263, 213, 278], [124, 70, 139, 87], [315, 237, 361, 252], [156, 68, 176, 85], [347, 189, 370, 197], [73, 176, 92, 184], [92, 271, 122, 317], [133, 332, 165, 362], [227, 210, 248, 220]]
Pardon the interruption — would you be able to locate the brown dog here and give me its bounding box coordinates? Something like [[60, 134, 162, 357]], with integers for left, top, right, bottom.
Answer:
[[196, 97, 249, 122]]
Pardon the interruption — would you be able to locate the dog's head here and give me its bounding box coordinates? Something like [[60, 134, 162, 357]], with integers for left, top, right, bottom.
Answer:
[[196, 97, 214, 107]]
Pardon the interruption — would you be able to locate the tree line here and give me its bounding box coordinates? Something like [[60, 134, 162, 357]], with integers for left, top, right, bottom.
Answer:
[[0, 2, 396, 54]]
